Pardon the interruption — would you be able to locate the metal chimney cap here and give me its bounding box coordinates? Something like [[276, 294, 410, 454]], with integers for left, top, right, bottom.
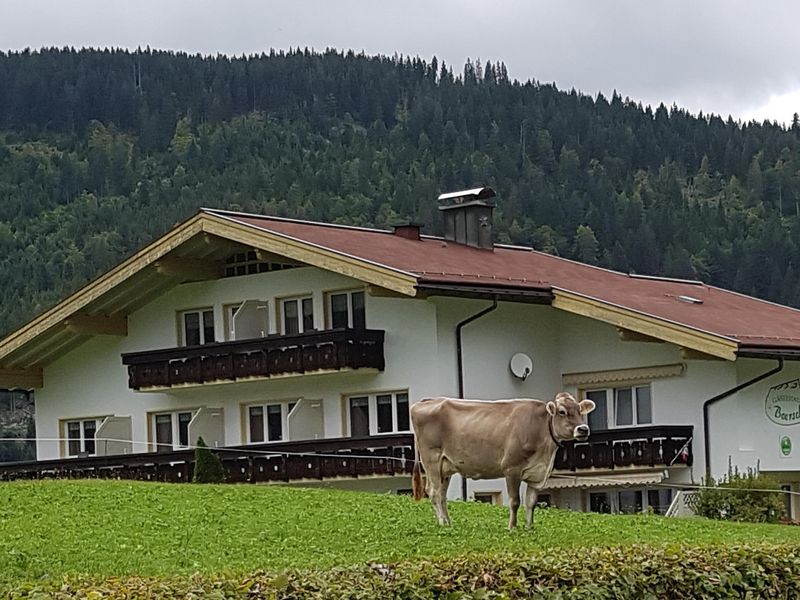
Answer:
[[437, 187, 496, 203]]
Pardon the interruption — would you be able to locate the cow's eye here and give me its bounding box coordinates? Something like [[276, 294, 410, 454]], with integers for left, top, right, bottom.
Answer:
[[558, 408, 567, 416]]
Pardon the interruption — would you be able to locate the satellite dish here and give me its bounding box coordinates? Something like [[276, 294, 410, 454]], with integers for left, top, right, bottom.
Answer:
[[509, 353, 533, 380]]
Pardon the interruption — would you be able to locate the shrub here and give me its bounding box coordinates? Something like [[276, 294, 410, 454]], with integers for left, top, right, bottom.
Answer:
[[6, 544, 800, 599], [192, 436, 225, 483], [695, 466, 785, 523]]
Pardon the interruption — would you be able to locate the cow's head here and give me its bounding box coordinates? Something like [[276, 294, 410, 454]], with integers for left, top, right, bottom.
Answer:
[[546, 392, 595, 442]]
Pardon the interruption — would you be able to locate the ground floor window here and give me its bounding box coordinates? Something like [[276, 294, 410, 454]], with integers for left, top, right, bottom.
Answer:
[[151, 410, 195, 452], [245, 401, 297, 443], [346, 391, 410, 437], [63, 418, 101, 457], [587, 487, 672, 515], [474, 492, 502, 505]]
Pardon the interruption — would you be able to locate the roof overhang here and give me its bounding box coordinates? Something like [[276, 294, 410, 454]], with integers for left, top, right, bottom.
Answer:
[[0, 211, 420, 385], [545, 471, 665, 490], [736, 346, 800, 361], [202, 212, 418, 296], [551, 288, 740, 361], [416, 281, 552, 303]]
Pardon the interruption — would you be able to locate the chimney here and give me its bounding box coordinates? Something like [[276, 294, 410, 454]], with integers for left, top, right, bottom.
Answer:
[[437, 187, 496, 250], [391, 223, 423, 240]]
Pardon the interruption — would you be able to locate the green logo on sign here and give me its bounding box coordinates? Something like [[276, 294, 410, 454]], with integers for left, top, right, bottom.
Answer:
[[781, 436, 792, 457]]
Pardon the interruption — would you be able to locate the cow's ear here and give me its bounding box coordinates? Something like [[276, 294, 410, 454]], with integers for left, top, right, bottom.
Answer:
[[579, 399, 596, 415], [546, 401, 556, 416]]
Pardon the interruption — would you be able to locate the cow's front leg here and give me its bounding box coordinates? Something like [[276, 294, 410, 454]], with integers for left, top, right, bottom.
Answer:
[[524, 483, 539, 529], [505, 476, 521, 530]]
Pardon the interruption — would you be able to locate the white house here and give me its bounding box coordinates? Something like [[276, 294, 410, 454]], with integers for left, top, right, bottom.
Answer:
[[0, 187, 798, 517]]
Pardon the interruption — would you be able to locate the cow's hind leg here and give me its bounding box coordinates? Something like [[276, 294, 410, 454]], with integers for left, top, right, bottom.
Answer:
[[524, 483, 540, 529], [505, 475, 522, 530], [424, 455, 450, 526], [439, 474, 453, 525]]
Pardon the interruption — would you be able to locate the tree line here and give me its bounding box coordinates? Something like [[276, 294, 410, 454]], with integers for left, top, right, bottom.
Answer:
[[0, 47, 799, 336]]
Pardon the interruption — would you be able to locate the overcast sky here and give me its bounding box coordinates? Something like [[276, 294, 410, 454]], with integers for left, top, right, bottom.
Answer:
[[3, 1, 799, 125]]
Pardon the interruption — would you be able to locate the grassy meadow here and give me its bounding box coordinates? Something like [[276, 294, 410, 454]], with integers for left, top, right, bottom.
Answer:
[[1, 479, 800, 586]]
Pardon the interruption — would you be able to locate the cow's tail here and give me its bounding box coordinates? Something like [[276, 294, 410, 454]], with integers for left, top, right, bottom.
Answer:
[[412, 439, 425, 501]]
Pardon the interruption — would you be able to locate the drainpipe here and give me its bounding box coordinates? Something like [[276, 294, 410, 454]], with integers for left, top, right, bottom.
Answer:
[[456, 298, 498, 500], [703, 358, 783, 481]]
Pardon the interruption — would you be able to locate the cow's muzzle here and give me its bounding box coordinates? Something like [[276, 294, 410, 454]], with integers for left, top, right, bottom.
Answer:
[[574, 424, 590, 442]]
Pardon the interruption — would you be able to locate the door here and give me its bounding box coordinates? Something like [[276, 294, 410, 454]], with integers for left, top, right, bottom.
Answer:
[[287, 398, 324, 441], [231, 300, 269, 340]]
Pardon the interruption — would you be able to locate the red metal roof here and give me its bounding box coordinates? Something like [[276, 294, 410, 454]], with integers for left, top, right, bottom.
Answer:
[[210, 210, 800, 352]]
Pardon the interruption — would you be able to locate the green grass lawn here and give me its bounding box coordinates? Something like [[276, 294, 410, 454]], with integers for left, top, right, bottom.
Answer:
[[1, 479, 799, 584]]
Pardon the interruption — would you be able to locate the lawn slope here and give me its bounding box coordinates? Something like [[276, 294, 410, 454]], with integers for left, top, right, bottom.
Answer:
[[2, 479, 799, 585]]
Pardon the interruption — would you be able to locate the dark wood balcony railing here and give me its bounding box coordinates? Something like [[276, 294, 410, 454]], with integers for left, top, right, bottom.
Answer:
[[121, 328, 385, 390], [0, 434, 414, 483], [553, 425, 693, 471]]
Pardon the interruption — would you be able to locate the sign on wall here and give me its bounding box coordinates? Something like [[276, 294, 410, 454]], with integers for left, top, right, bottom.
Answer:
[[766, 379, 800, 426]]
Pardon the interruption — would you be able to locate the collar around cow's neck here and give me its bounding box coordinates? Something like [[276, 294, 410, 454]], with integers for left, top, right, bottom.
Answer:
[[548, 414, 563, 448]]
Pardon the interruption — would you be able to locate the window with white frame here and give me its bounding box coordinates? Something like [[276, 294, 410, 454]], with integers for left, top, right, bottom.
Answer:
[[179, 308, 215, 346], [245, 401, 297, 443], [64, 418, 101, 457], [326, 290, 366, 329], [280, 296, 314, 335], [346, 391, 410, 437], [152, 410, 195, 452], [585, 384, 652, 430]]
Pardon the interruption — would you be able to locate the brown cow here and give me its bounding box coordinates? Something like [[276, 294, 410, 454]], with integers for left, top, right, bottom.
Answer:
[[411, 392, 595, 529]]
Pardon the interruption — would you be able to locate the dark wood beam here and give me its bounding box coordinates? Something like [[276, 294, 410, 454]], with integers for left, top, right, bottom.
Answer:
[[154, 257, 224, 282], [64, 313, 128, 336], [0, 367, 43, 389], [616, 327, 664, 343], [681, 348, 725, 361]]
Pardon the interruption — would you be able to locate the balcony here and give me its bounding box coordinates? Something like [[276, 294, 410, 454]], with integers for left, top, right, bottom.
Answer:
[[553, 425, 693, 471], [0, 434, 414, 483], [121, 328, 385, 390]]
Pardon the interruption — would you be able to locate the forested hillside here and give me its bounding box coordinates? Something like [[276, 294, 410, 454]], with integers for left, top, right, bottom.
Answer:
[[1, 47, 799, 336]]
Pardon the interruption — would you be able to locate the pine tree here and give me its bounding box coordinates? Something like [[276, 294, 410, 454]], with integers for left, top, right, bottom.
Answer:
[[193, 436, 225, 483]]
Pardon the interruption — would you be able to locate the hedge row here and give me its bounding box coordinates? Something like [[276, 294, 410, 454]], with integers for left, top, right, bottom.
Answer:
[[6, 544, 800, 599]]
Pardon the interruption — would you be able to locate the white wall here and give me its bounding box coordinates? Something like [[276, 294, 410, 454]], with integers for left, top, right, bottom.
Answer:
[[36, 266, 442, 459], [708, 359, 800, 479], [34, 263, 800, 502]]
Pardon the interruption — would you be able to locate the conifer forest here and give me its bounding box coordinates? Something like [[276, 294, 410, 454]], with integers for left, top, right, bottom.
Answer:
[[1, 48, 800, 336]]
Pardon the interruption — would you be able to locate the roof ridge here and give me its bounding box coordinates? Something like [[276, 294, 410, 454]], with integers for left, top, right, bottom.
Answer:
[[201, 207, 395, 235]]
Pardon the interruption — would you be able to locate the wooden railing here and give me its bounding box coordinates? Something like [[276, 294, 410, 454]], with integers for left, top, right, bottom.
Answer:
[[121, 328, 385, 390], [0, 434, 414, 483], [553, 425, 693, 471]]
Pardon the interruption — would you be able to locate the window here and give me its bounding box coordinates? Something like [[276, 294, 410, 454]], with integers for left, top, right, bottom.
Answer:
[[152, 410, 195, 452], [326, 290, 366, 329], [589, 488, 668, 514], [224, 251, 297, 277], [617, 490, 643, 514], [647, 489, 673, 515], [589, 492, 611, 514], [346, 391, 410, 437], [245, 401, 297, 443], [64, 419, 101, 457], [474, 492, 502, 505], [180, 308, 214, 346], [280, 296, 314, 335], [584, 385, 652, 429]]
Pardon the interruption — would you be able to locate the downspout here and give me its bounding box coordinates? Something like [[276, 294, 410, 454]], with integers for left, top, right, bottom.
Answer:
[[456, 298, 498, 500], [703, 358, 783, 481]]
